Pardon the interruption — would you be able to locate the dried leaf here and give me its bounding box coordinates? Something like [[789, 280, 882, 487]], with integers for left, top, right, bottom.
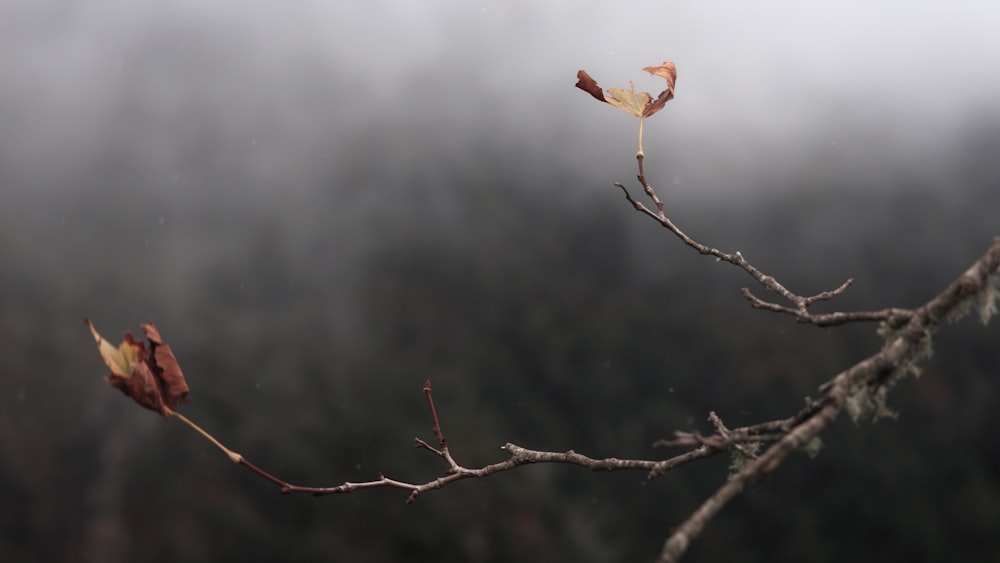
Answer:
[[575, 61, 677, 118], [86, 320, 190, 416], [142, 323, 190, 409], [642, 62, 677, 117], [86, 319, 141, 379], [605, 82, 651, 118], [107, 359, 167, 413], [574, 70, 606, 102], [643, 62, 677, 90]]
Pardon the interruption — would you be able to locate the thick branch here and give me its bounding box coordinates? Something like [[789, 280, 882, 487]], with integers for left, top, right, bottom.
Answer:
[[656, 237, 1000, 562]]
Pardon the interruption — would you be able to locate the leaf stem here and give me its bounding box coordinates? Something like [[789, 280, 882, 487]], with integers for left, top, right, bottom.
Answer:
[[166, 408, 243, 464], [637, 116, 645, 157]]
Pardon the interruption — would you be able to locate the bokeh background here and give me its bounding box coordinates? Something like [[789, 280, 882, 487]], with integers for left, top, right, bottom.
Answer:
[[2, 1, 999, 561]]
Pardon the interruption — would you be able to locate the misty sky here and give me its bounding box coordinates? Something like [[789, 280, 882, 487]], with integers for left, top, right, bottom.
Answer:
[[4, 0, 999, 323], [4, 0, 1000, 204]]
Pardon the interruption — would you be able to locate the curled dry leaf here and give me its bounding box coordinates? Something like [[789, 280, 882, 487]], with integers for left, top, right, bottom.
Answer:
[[575, 61, 677, 118], [86, 319, 190, 415], [641, 61, 677, 117], [141, 322, 189, 406]]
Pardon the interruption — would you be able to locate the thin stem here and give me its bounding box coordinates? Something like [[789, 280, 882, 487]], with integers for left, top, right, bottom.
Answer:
[[637, 116, 645, 157], [166, 408, 242, 464], [423, 379, 446, 449]]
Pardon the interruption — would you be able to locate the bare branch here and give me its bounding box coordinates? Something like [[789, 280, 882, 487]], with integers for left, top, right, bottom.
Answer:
[[220, 380, 706, 503], [742, 288, 915, 327], [220, 231, 997, 562], [146, 192, 995, 563], [616, 155, 921, 326], [656, 237, 1000, 562]]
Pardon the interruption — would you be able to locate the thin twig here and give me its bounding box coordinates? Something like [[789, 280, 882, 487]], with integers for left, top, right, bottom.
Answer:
[[616, 155, 915, 325], [167, 408, 242, 464], [172, 380, 708, 504]]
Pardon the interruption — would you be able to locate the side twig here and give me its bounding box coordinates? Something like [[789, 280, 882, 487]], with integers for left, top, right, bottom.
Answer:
[[188, 379, 718, 503], [615, 154, 915, 327]]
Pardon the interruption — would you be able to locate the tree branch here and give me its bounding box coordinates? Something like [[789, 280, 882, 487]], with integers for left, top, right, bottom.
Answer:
[[140, 161, 997, 562], [159, 229, 994, 563], [207, 379, 697, 503], [656, 236, 1000, 562], [175, 230, 992, 562], [615, 154, 926, 327]]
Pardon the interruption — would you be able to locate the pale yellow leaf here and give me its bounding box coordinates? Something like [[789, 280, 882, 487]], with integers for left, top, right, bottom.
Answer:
[[605, 82, 651, 117], [86, 319, 139, 379]]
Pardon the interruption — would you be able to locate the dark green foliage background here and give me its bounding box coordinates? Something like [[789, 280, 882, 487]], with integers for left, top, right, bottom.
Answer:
[[1, 121, 998, 562]]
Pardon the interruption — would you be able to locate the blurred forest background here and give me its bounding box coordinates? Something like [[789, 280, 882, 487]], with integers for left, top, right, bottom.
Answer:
[[1, 1, 999, 562]]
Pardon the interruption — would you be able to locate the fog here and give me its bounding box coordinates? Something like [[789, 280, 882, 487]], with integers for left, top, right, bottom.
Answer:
[[4, 0, 998, 326], [2, 2, 999, 562], [5, 0, 1000, 200]]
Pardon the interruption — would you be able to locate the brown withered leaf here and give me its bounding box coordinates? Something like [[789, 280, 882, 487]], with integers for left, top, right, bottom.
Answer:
[[111, 358, 168, 414], [142, 323, 189, 409], [575, 70, 606, 102], [641, 62, 677, 117], [575, 61, 677, 118], [86, 320, 190, 416]]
